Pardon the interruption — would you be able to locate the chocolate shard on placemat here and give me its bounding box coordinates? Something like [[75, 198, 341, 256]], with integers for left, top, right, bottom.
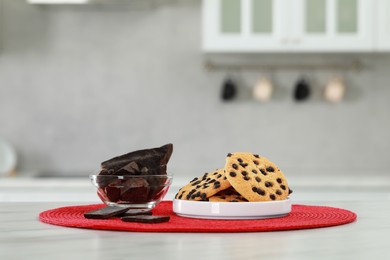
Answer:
[[84, 206, 131, 219], [122, 209, 152, 217], [121, 215, 170, 223], [100, 143, 173, 175]]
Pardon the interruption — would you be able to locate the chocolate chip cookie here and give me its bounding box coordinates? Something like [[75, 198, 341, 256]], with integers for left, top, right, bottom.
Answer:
[[174, 169, 231, 201], [208, 187, 248, 202], [225, 153, 290, 202]]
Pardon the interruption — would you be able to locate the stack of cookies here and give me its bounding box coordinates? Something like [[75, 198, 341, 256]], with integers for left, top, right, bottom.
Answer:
[[175, 152, 292, 202]]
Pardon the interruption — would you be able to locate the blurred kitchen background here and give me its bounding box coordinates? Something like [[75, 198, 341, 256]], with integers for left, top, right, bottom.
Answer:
[[0, 0, 389, 201]]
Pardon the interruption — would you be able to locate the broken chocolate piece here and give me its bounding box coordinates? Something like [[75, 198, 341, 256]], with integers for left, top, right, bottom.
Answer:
[[95, 144, 173, 205], [115, 161, 140, 175], [84, 206, 131, 219], [100, 144, 173, 175], [105, 186, 121, 202], [121, 215, 170, 223], [122, 209, 153, 217]]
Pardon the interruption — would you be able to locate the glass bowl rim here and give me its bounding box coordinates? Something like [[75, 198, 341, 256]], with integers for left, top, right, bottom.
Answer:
[[90, 174, 173, 178]]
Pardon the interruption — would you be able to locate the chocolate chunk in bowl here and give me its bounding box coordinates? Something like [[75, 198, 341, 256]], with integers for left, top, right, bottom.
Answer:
[[100, 144, 173, 174], [91, 144, 173, 209], [92, 174, 172, 209]]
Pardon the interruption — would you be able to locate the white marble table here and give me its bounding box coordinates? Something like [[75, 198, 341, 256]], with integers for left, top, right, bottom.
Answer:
[[1, 200, 389, 260]]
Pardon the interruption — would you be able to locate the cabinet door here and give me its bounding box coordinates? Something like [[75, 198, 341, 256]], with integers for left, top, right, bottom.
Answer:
[[377, 0, 390, 51], [202, 0, 287, 52], [289, 0, 374, 51]]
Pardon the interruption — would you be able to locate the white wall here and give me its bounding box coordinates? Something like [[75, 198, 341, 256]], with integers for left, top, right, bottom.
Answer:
[[0, 0, 389, 178]]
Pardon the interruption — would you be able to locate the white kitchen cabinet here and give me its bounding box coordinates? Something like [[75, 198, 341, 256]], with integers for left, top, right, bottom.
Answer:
[[203, 0, 287, 52], [26, 0, 89, 4], [202, 0, 375, 52], [287, 0, 374, 52], [377, 0, 390, 51]]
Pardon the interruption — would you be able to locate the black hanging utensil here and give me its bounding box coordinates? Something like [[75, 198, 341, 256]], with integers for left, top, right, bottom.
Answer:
[[294, 78, 310, 101], [221, 77, 237, 101]]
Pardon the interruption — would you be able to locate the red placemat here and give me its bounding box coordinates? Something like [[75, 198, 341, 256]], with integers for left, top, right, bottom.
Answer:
[[39, 201, 356, 233]]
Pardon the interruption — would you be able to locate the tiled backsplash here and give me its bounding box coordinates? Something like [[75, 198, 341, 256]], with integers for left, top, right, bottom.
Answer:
[[0, 0, 390, 178]]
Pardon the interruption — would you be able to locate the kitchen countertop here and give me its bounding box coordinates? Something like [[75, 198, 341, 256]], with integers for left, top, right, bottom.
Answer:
[[1, 200, 389, 259], [1, 176, 390, 202]]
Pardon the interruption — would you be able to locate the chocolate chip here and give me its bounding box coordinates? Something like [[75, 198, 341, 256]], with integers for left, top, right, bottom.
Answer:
[[270, 194, 276, 200], [253, 160, 259, 165], [266, 166, 275, 172], [243, 176, 250, 181], [201, 193, 207, 200], [196, 185, 201, 188], [178, 193, 183, 199], [232, 164, 238, 169], [252, 187, 258, 192], [241, 171, 248, 176], [206, 178, 211, 182], [280, 185, 286, 190], [229, 172, 237, 177], [190, 177, 199, 182], [202, 184, 209, 189], [209, 179, 216, 183], [252, 169, 257, 174], [256, 188, 266, 196], [255, 177, 261, 182], [265, 181, 273, 187], [227, 153, 232, 157], [240, 163, 248, 168], [288, 188, 293, 194], [253, 154, 260, 158], [260, 169, 267, 175], [276, 190, 282, 195], [276, 178, 282, 184], [190, 194, 197, 199], [223, 176, 227, 180], [213, 181, 221, 189], [191, 180, 201, 186], [237, 158, 243, 163], [213, 172, 218, 175], [216, 174, 222, 178], [187, 189, 196, 199]]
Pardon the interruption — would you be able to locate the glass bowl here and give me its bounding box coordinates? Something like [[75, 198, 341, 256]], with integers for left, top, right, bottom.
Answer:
[[90, 174, 173, 209]]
